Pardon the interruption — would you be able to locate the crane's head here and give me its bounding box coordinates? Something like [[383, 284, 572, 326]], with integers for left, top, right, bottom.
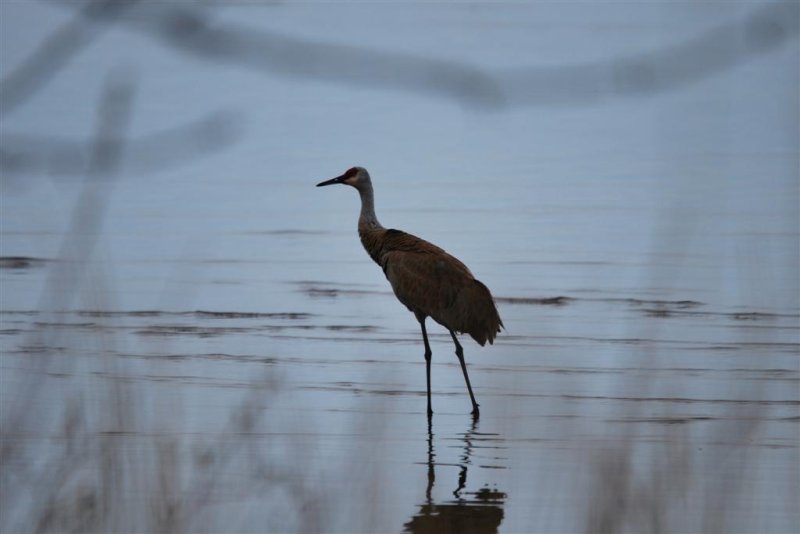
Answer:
[[316, 166, 371, 190]]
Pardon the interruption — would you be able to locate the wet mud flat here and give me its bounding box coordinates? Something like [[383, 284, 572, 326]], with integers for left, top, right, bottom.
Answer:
[[1, 287, 797, 533]]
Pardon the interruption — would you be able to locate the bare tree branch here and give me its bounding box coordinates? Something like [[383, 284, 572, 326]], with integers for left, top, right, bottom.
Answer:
[[0, 71, 135, 496], [1, 110, 242, 179], [43, 0, 506, 108], [41, 1, 799, 108], [500, 1, 800, 105], [0, 0, 138, 114]]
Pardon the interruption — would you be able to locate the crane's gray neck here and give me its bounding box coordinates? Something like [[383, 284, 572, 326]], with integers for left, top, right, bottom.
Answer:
[[357, 183, 383, 230]]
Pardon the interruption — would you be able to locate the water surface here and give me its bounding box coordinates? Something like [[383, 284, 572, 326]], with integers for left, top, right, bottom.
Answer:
[[1, 2, 798, 532]]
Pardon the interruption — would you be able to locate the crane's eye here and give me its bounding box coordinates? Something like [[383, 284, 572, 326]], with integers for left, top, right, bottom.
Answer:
[[344, 167, 358, 179]]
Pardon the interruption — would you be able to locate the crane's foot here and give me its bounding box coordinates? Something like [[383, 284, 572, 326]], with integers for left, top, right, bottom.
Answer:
[[427, 406, 433, 418], [471, 405, 480, 419]]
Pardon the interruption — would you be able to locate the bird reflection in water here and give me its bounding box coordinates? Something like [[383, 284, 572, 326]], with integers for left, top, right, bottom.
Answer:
[[403, 418, 507, 534]]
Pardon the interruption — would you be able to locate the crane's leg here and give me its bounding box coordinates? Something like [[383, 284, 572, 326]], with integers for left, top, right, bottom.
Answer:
[[449, 330, 480, 417], [418, 317, 433, 417]]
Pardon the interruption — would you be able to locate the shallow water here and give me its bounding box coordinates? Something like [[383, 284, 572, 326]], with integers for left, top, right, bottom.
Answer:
[[1, 280, 797, 531], [1, 2, 799, 533]]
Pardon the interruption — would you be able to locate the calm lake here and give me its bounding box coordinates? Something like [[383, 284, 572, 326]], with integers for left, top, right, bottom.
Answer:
[[1, 2, 798, 532]]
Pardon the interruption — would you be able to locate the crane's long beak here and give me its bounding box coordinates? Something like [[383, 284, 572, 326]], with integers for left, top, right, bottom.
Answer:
[[316, 174, 345, 187]]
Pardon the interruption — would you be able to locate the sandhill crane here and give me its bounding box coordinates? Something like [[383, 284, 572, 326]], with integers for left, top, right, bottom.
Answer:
[[317, 167, 503, 417]]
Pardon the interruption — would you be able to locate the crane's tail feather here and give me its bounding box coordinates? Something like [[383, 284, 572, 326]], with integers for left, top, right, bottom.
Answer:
[[451, 279, 503, 347]]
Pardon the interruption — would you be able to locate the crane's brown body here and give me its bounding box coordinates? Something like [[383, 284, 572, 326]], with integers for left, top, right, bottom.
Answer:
[[317, 166, 502, 417], [359, 226, 502, 346]]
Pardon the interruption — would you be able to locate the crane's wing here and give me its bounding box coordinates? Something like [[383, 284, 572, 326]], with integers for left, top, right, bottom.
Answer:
[[380, 229, 473, 314], [379, 229, 503, 345]]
